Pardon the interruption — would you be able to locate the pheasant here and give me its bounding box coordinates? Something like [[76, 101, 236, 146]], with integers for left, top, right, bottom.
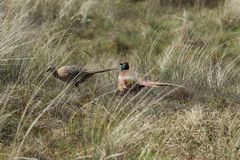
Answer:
[[118, 62, 185, 95], [46, 65, 116, 87]]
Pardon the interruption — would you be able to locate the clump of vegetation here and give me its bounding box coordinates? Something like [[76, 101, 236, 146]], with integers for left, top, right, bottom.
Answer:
[[0, 0, 239, 159]]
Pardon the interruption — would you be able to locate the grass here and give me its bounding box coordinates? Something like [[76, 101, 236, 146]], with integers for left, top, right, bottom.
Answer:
[[0, 0, 240, 159]]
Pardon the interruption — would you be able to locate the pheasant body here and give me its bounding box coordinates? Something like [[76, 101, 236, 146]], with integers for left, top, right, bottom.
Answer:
[[118, 71, 144, 94], [55, 65, 91, 84], [47, 65, 115, 86], [118, 62, 186, 95]]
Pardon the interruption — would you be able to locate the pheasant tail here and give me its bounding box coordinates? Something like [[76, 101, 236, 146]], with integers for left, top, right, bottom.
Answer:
[[89, 68, 117, 74], [138, 80, 183, 88]]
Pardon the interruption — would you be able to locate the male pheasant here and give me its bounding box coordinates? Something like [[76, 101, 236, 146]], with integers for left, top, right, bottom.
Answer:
[[47, 65, 116, 87], [118, 62, 185, 95]]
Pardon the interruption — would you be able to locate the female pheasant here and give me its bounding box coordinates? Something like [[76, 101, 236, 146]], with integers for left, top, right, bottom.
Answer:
[[47, 65, 116, 87], [118, 62, 185, 95]]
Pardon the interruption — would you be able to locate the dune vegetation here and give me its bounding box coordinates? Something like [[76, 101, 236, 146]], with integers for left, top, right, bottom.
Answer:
[[0, 0, 240, 159]]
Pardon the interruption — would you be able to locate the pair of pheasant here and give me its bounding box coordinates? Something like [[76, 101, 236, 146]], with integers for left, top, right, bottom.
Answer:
[[47, 62, 182, 94]]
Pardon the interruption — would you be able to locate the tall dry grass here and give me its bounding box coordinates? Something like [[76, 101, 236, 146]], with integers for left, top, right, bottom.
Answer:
[[0, 0, 239, 159]]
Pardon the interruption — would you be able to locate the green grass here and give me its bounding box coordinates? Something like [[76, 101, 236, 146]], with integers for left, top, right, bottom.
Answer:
[[0, 0, 240, 159]]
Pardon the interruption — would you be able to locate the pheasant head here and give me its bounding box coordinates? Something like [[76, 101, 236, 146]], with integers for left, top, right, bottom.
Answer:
[[120, 62, 129, 71]]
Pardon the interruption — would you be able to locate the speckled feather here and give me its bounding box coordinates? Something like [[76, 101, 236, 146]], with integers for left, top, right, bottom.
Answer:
[[56, 65, 89, 83], [48, 65, 115, 86]]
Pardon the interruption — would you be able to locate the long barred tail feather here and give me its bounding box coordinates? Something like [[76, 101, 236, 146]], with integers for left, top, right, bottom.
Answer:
[[89, 68, 117, 74], [138, 80, 184, 88], [138, 80, 194, 99]]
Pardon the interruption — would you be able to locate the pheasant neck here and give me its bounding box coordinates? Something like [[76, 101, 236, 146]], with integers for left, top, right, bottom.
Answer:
[[52, 69, 59, 78], [118, 70, 128, 79]]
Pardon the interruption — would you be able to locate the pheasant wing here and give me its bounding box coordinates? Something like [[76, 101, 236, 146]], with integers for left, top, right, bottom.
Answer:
[[60, 65, 88, 82]]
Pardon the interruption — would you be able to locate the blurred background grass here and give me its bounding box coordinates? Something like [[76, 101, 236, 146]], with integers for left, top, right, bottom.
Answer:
[[0, 0, 240, 159]]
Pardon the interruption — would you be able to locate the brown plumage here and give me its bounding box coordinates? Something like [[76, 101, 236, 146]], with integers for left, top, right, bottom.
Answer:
[[118, 62, 190, 97], [47, 65, 116, 86]]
